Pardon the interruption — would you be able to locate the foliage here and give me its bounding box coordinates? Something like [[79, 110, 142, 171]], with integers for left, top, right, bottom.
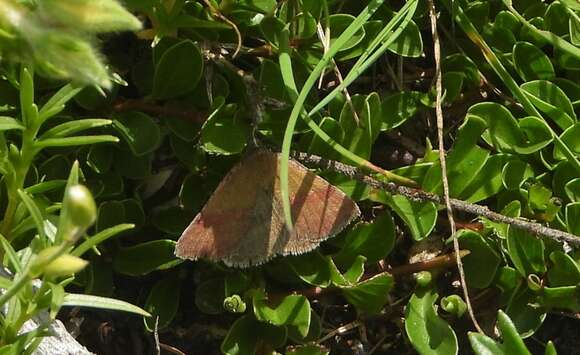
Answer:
[[0, 0, 579, 353]]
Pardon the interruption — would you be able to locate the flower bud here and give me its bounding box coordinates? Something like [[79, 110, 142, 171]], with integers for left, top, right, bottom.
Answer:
[[63, 184, 97, 229], [33, 247, 88, 277], [223, 295, 247, 313], [39, 0, 142, 33]]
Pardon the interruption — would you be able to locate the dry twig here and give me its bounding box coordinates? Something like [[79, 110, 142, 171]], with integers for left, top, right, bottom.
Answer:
[[428, 0, 484, 334]]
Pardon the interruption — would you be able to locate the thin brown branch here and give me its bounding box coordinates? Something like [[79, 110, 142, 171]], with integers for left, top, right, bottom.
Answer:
[[386, 250, 470, 277], [428, 0, 484, 334], [290, 151, 580, 247]]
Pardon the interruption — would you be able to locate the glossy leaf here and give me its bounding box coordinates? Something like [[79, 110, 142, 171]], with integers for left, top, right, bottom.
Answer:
[[153, 40, 203, 99], [144, 275, 181, 330], [221, 315, 286, 355], [335, 212, 395, 267], [423, 115, 489, 196], [63, 293, 150, 317], [405, 287, 458, 355], [547, 251, 580, 287], [113, 240, 182, 276], [566, 202, 580, 235], [253, 290, 311, 338], [468, 310, 532, 355], [341, 272, 393, 314], [507, 226, 546, 277], [521, 80, 576, 130], [513, 42, 555, 81], [457, 230, 501, 288], [113, 111, 161, 156], [371, 192, 437, 241], [200, 104, 250, 155]]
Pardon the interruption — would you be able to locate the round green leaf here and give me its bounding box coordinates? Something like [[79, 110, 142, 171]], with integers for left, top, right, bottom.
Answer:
[[253, 290, 311, 338], [221, 315, 286, 355], [566, 202, 580, 235], [521, 80, 576, 130], [547, 251, 580, 287], [200, 104, 250, 155], [335, 211, 395, 267], [153, 40, 203, 100], [553, 123, 580, 161], [113, 240, 182, 276], [564, 178, 580, 202], [328, 14, 365, 52], [387, 19, 423, 57], [506, 226, 546, 277], [341, 272, 393, 314], [513, 41, 555, 81], [502, 160, 534, 190], [405, 287, 458, 355], [144, 275, 181, 331], [195, 278, 225, 315], [457, 230, 501, 288], [113, 111, 161, 156]]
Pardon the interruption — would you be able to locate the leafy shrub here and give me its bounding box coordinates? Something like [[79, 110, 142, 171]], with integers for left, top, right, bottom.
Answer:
[[0, 0, 579, 354]]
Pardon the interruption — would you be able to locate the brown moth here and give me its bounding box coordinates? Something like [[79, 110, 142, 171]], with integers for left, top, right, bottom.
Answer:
[[175, 150, 361, 268]]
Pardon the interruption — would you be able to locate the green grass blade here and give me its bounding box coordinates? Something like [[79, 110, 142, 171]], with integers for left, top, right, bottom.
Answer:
[[63, 293, 151, 317], [71, 223, 135, 257], [309, 0, 419, 115], [278, 0, 386, 229]]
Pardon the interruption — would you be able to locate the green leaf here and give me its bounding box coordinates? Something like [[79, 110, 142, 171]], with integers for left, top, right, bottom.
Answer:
[[514, 116, 553, 154], [253, 290, 311, 338], [0, 116, 24, 131], [287, 252, 332, 288], [72, 224, 135, 257], [38, 83, 83, 121], [461, 154, 512, 203], [200, 104, 250, 155], [371, 192, 437, 241], [221, 315, 286, 355], [521, 80, 576, 130], [144, 275, 181, 331], [456, 230, 501, 288], [335, 212, 395, 267], [405, 287, 458, 355], [40, 118, 112, 138], [381, 91, 426, 131], [341, 272, 393, 314], [153, 40, 203, 99], [387, 19, 423, 57], [152, 206, 192, 236], [565, 178, 580, 202], [113, 240, 182, 276], [35, 135, 119, 149], [423, 115, 490, 196], [63, 293, 150, 317], [468, 102, 523, 153], [195, 278, 225, 315], [507, 226, 546, 277], [513, 42, 555, 81], [16, 189, 46, 242], [502, 160, 534, 190], [468, 310, 534, 354], [307, 117, 344, 159], [553, 123, 580, 161], [505, 286, 546, 338], [566, 202, 580, 235], [113, 111, 161, 156], [328, 14, 366, 52], [547, 251, 580, 287]]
